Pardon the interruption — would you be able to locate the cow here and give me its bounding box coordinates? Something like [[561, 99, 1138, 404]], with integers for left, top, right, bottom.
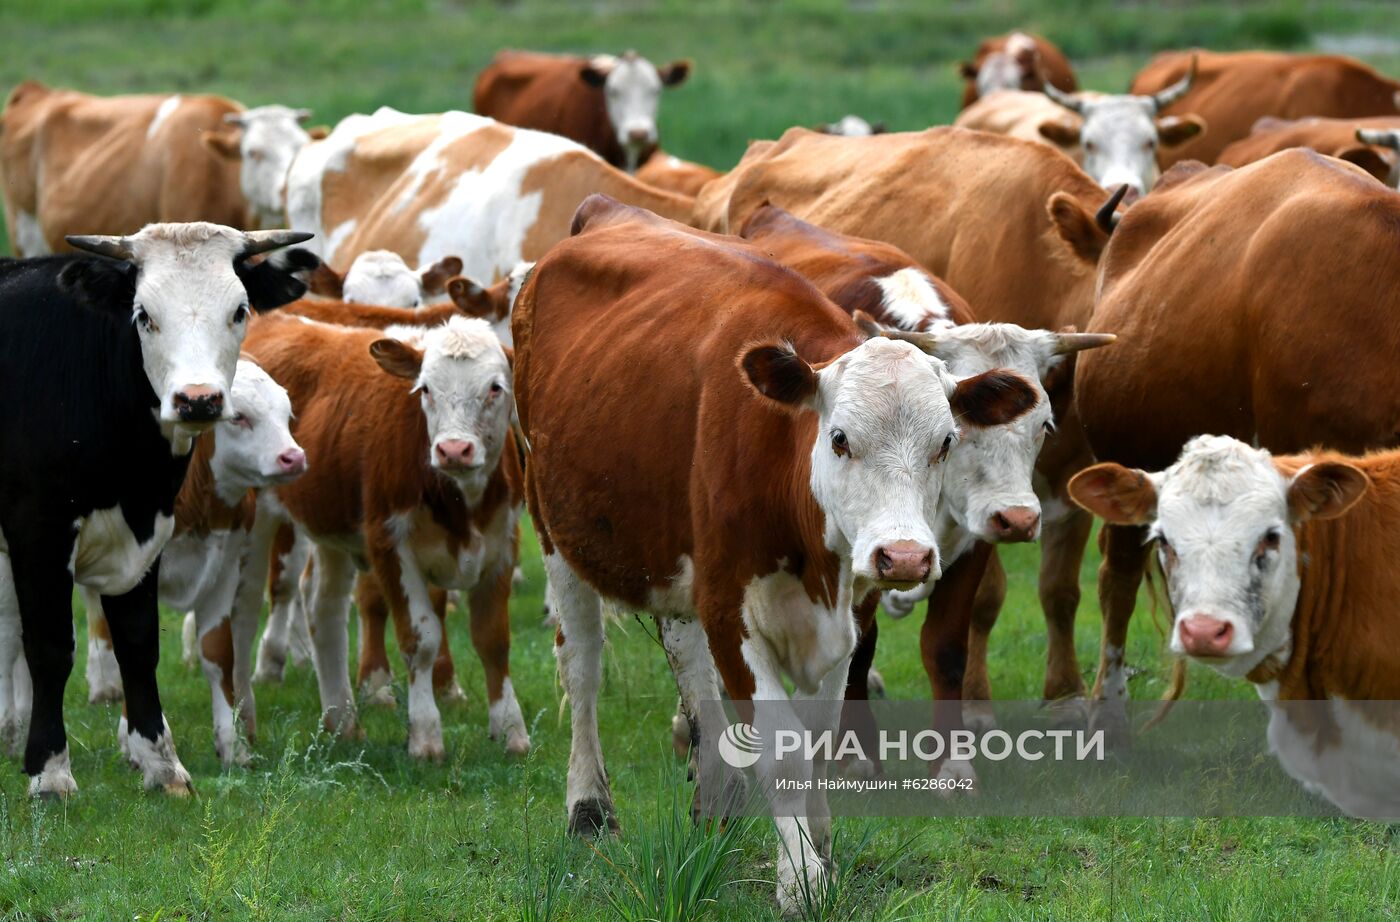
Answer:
[[0, 222, 311, 795], [816, 115, 887, 137], [284, 108, 695, 281], [959, 31, 1077, 109], [306, 251, 464, 308], [202, 105, 321, 229], [691, 126, 1123, 723], [516, 196, 1037, 910], [734, 205, 1114, 765], [75, 360, 306, 766], [1073, 150, 1400, 741], [242, 312, 530, 760], [954, 89, 1087, 152], [474, 49, 691, 172], [1131, 50, 1400, 167], [634, 152, 722, 197], [1068, 436, 1400, 818], [1218, 115, 1400, 187]]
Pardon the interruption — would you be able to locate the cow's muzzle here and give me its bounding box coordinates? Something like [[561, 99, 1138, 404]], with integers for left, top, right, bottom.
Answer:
[[172, 385, 225, 424]]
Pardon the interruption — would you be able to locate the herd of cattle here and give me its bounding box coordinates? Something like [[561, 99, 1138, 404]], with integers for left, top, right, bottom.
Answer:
[[3, 30, 1400, 909]]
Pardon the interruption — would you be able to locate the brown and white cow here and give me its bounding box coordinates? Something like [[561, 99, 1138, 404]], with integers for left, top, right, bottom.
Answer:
[[692, 126, 1123, 720], [1218, 115, 1400, 187], [79, 360, 305, 766], [306, 251, 465, 307], [959, 31, 1077, 109], [816, 115, 888, 137], [243, 312, 529, 759], [285, 108, 694, 283], [1069, 435, 1400, 818], [1131, 50, 1400, 167], [474, 50, 691, 172], [1074, 150, 1400, 739], [517, 196, 1036, 910]]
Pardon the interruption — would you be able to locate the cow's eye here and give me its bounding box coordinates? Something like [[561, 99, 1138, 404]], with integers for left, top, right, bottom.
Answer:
[[134, 306, 153, 331], [831, 428, 849, 457], [489, 381, 504, 396], [420, 385, 431, 397], [1085, 141, 1097, 153], [934, 433, 953, 464], [1256, 528, 1282, 563], [232, 304, 249, 324], [230, 412, 252, 429]]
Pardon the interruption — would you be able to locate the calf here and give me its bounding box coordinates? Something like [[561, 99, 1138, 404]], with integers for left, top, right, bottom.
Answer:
[[78, 360, 306, 766], [0, 223, 310, 795], [306, 251, 464, 308], [1069, 436, 1400, 818], [474, 49, 691, 171], [243, 313, 530, 759], [516, 198, 1036, 910], [203, 105, 321, 229]]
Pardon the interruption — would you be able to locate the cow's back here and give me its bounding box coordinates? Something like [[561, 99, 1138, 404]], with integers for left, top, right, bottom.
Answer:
[[1218, 115, 1400, 181], [1080, 150, 1400, 470], [1133, 51, 1400, 166], [474, 51, 620, 168]]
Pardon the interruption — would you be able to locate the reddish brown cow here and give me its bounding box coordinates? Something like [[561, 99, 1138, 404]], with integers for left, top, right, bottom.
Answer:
[[474, 50, 690, 172], [1132, 50, 1400, 166], [1218, 115, 1400, 186], [959, 31, 1077, 109], [692, 126, 1122, 721], [634, 151, 722, 196], [1075, 150, 1400, 738], [516, 196, 1036, 909], [243, 312, 530, 760]]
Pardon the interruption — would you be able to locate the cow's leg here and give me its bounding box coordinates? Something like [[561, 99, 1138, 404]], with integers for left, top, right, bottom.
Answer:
[[195, 535, 254, 767], [0, 554, 29, 756], [230, 515, 278, 738], [103, 564, 192, 794], [354, 574, 397, 708], [431, 588, 466, 702], [793, 647, 854, 879], [254, 524, 308, 683], [838, 594, 880, 778], [963, 550, 1007, 732], [197, 613, 244, 766], [181, 612, 198, 666], [547, 551, 615, 835], [658, 615, 720, 789], [1091, 523, 1151, 746], [368, 537, 445, 761], [1040, 508, 1094, 722], [921, 542, 993, 787], [10, 539, 78, 797], [82, 595, 123, 703], [466, 560, 528, 754], [305, 545, 359, 738]]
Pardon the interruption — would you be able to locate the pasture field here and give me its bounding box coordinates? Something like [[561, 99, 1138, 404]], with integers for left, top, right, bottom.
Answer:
[[1, 1, 1399, 918]]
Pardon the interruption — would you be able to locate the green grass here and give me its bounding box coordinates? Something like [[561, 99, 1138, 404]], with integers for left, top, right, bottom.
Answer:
[[2, 1, 1400, 917]]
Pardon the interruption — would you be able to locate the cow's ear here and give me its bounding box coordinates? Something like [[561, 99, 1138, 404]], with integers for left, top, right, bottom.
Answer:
[[1037, 119, 1081, 147], [418, 256, 463, 296], [203, 128, 241, 159], [659, 60, 691, 87], [1047, 191, 1111, 264], [237, 248, 318, 312], [1156, 114, 1206, 147], [369, 338, 423, 380], [869, 121, 888, 134], [580, 63, 608, 88], [740, 342, 819, 409], [950, 369, 1037, 428], [958, 61, 979, 79], [305, 262, 345, 299], [1285, 461, 1368, 523], [1069, 463, 1158, 525], [307, 125, 330, 141], [57, 258, 137, 311], [447, 276, 499, 319], [1336, 146, 1392, 184]]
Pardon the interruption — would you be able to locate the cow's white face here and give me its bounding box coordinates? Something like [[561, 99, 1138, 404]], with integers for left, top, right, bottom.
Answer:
[[975, 32, 1038, 98], [742, 337, 1037, 593], [343, 251, 424, 308], [371, 317, 513, 503], [230, 106, 312, 228], [1070, 436, 1368, 679], [582, 52, 689, 170], [210, 360, 306, 503], [1043, 96, 1204, 200]]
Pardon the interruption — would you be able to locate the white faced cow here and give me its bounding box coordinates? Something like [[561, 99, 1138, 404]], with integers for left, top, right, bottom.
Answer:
[[207, 105, 317, 228]]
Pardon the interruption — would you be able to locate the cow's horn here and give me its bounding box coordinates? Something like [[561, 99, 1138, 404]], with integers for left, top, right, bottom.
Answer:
[[852, 310, 941, 353], [1043, 78, 1085, 115], [1150, 54, 1197, 112], [223, 112, 246, 126], [241, 229, 314, 256], [1053, 332, 1117, 355], [66, 235, 134, 261], [1357, 127, 1400, 149], [1096, 184, 1130, 234], [295, 108, 312, 123]]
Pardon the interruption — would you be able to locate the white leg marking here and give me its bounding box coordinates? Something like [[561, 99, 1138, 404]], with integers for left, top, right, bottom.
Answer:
[[80, 590, 123, 704], [306, 546, 358, 737], [0, 556, 28, 756], [28, 748, 77, 798], [124, 716, 193, 795], [393, 541, 445, 761]]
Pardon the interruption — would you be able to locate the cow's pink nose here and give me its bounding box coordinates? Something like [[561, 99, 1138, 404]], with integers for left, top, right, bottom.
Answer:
[[873, 541, 934, 583], [988, 506, 1040, 543], [1178, 614, 1234, 657], [277, 448, 306, 475], [434, 439, 476, 468]]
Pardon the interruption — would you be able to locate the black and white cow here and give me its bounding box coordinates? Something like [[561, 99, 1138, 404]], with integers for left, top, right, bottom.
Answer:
[[0, 222, 313, 796]]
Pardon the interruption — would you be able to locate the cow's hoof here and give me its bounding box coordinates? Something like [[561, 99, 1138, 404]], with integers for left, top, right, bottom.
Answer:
[[837, 755, 878, 780], [362, 685, 397, 710], [321, 710, 362, 741], [671, 711, 692, 760], [252, 663, 285, 686], [87, 682, 123, 705], [436, 682, 467, 705], [1089, 701, 1132, 751], [1046, 695, 1089, 729], [161, 777, 195, 798], [935, 758, 978, 796], [568, 797, 618, 837], [28, 752, 77, 799], [504, 729, 532, 757], [408, 729, 445, 762], [963, 700, 999, 733]]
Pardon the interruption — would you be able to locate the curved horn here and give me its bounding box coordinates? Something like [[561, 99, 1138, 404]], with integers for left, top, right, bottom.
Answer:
[[1357, 127, 1400, 150], [240, 229, 314, 257], [1096, 184, 1130, 234], [1053, 332, 1117, 355], [852, 310, 943, 353], [223, 112, 246, 126], [1150, 54, 1197, 112], [1042, 78, 1085, 115], [65, 234, 133, 261]]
